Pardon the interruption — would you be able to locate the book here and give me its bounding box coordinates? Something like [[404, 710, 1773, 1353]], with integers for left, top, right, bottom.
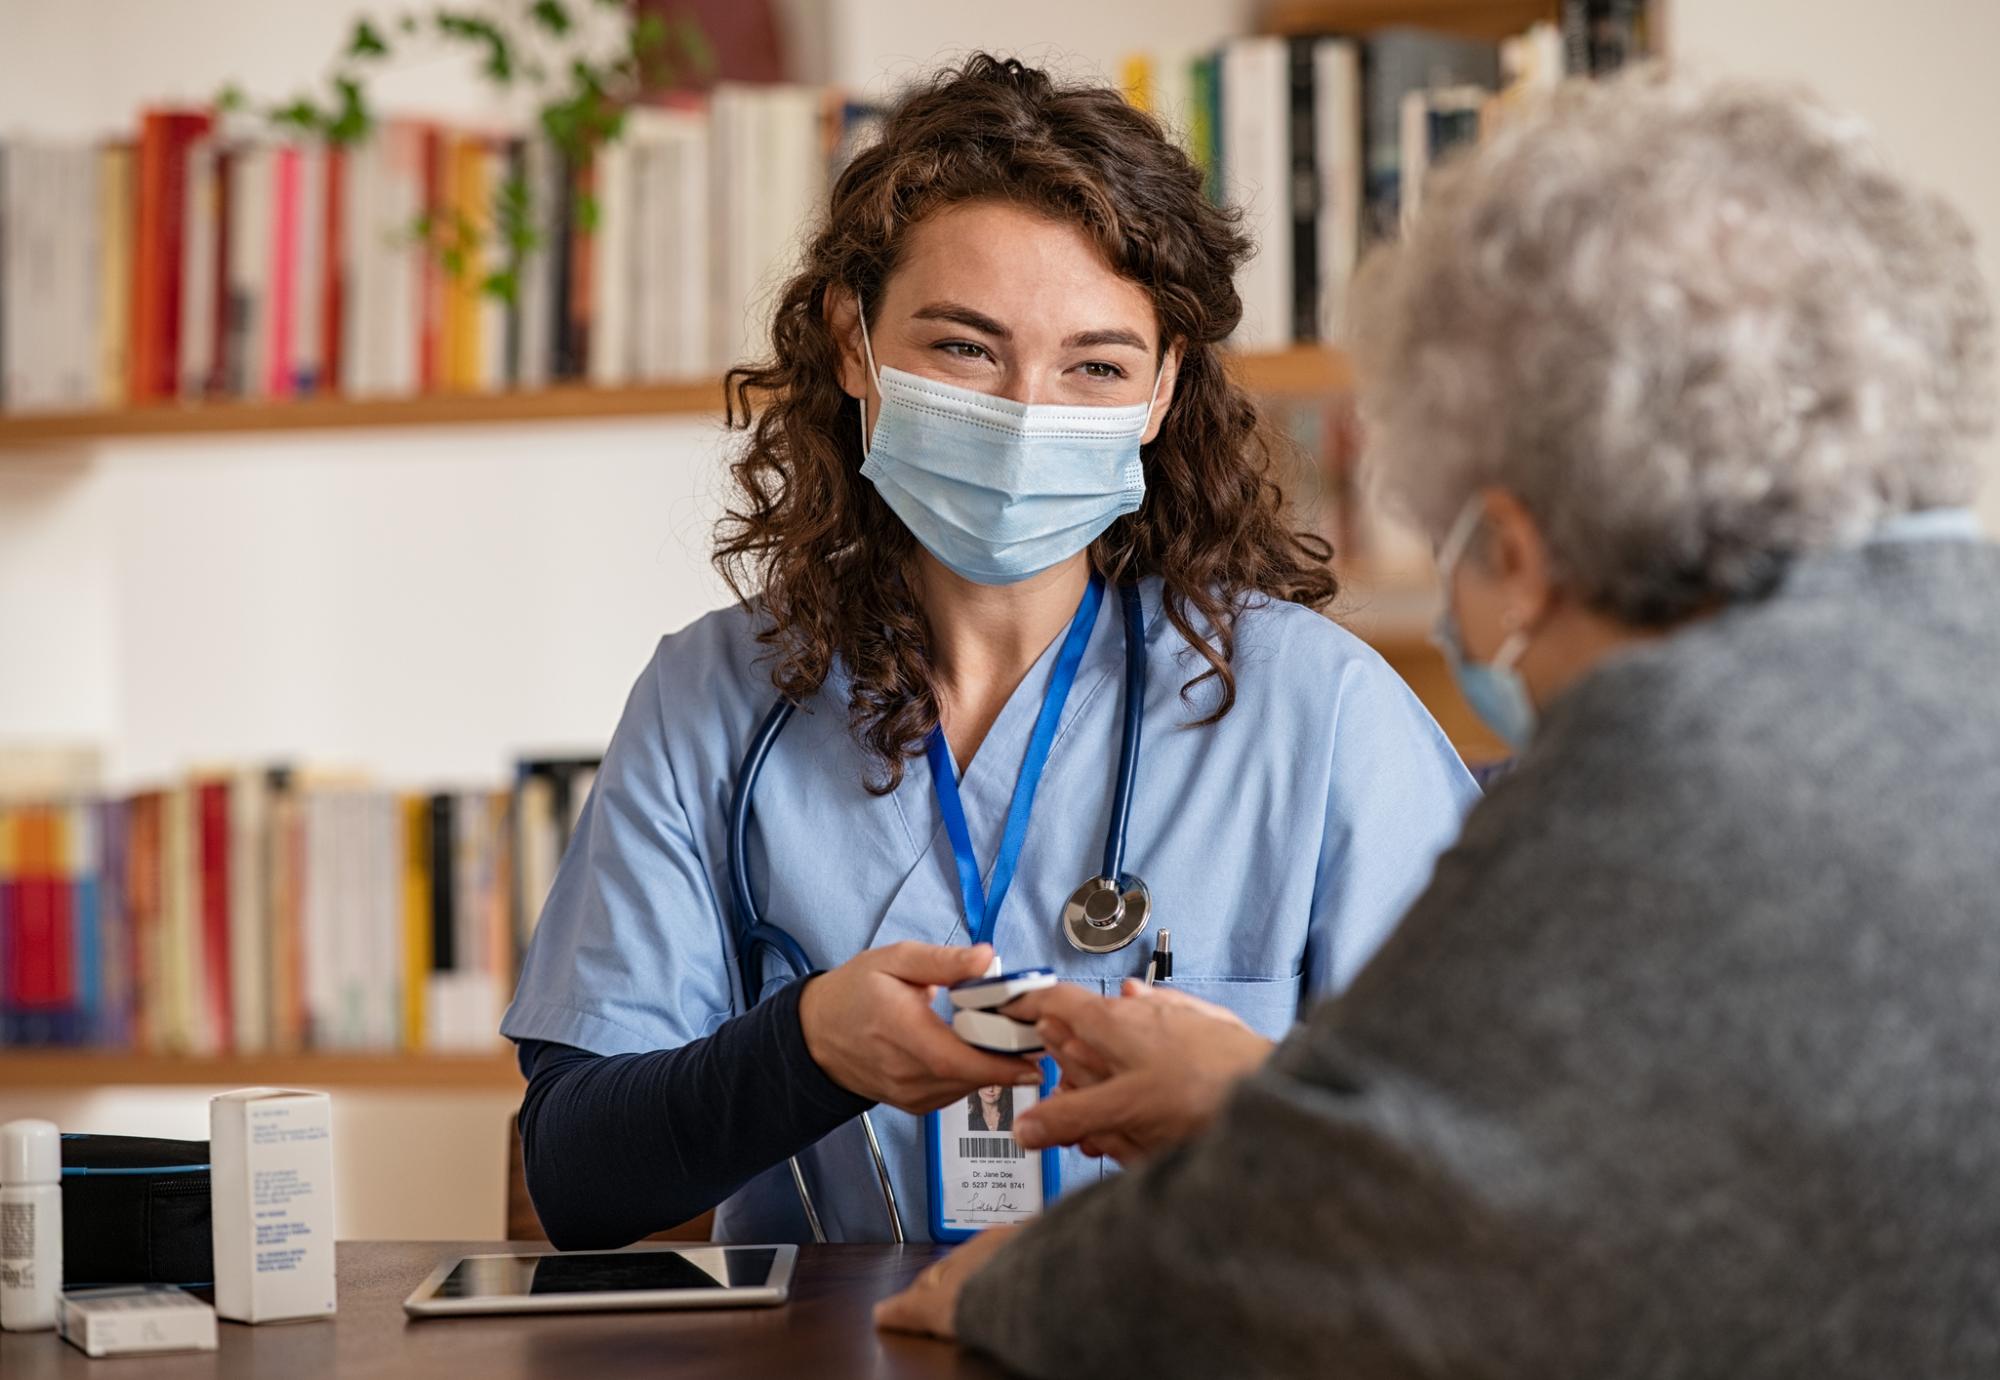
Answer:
[[291, 143, 326, 395], [1221, 37, 1292, 351], [180, 139, 219, 398], [589, 135, 634, 388], [0, 766, 573, 1056], [129, 110, 213, 403], [1361, 30, 1500, 245], [195, 779, 233, 1051], [97, 145, 134, 405], [1313, 39, 1362, 341], [1287, 38, 1322, 345]]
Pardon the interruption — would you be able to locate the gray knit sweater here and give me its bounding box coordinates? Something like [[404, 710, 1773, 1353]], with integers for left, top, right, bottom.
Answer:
[[959, 534, 2000, 1378]]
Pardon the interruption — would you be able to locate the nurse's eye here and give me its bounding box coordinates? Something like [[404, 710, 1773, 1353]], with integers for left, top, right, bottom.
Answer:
[[936, 340, 995, 363], [1076, 360, 1128, 381]]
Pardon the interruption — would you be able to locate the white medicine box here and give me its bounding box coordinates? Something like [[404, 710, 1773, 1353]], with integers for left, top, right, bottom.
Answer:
[[208, 1088, 337, 1322]]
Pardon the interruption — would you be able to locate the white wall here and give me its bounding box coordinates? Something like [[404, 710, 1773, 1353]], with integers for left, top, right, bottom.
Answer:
[[1667, 0, 2000, 530], [825, 0, 1253, 93]]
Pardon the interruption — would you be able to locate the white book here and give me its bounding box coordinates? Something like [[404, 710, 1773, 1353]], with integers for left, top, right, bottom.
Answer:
[[480, 145, 508, 393], [624, 108, 712, 378], [51, 147, 89, 407], [227, 771, 268, 1054], [627, 138, 660, 380], [292, 143, 324, 393], [0, 142, 22, 409], [1399, 88, 1430, 229], [366, 793, 400, 1050], [1222, 38, 1294, 351], [709, 85, 760, 369], [384, 794, 405, 1049], [513, 775, 559, 948], [382, 124, 424, 397], [226, 146, 269, 399], [338, 136, 379, 395], [668, 116, 712, 377], [1151, 51, 1196, 151], [514, 139, 556, 390], [54, 147, 92, 407], [301, 790, 338, 1047], [1313, 39, 1362, 341], [161, 785, 203, 1053], [17, 145, 55, 410], [588, 137, 633, 387], [180, 140, 217, 398]]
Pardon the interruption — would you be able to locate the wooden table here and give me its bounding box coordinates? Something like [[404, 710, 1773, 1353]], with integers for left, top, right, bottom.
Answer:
[[0, 1241, 1005, 1379]]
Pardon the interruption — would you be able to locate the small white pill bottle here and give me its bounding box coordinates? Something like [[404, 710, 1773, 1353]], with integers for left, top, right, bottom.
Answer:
[[1, 1118, 62, 1331]]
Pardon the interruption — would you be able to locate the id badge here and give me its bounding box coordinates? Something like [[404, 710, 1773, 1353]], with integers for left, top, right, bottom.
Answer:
[[926, 1058, 1062, 1242]]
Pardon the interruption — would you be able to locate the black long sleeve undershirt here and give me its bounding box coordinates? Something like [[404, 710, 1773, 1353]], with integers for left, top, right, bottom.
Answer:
[[515, 977, 873, 1249]]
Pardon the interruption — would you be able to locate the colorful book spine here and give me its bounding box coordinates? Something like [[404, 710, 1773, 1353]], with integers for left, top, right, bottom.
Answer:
[[265, 145, 299, 398], [196, 780, 233, 1052]]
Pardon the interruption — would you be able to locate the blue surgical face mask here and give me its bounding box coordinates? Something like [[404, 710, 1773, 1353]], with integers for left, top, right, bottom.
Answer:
[[1433, 496, 1539, 750], [856, 306, 1160, 585]]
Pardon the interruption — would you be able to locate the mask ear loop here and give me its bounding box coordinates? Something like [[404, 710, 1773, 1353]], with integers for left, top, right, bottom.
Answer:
[[856, 298, 881, 459]]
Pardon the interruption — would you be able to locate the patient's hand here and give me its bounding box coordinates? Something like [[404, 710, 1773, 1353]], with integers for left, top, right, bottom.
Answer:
[[1000, 980, 1274, 1164]]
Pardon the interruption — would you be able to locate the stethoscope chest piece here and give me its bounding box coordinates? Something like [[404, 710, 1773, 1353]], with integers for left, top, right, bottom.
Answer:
[[1061, 874, 1151, 954]]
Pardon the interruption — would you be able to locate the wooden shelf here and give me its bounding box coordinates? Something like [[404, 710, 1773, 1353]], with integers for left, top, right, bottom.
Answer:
[[0, 1049, 522, 1090], [0, 348, 1350, 450], [1262, 0, 1556, 40]]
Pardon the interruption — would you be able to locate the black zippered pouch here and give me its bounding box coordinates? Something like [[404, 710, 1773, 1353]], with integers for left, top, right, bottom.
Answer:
[[60, 1134, 214, 1287]]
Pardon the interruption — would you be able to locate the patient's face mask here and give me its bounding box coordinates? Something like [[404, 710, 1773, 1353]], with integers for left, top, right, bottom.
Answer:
[[1433, 495, 1540, 750], [855, 305, 1161, 586]]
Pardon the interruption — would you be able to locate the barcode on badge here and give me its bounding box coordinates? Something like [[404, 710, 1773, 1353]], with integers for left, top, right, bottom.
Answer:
[[958, 1137, 1025, 1160]]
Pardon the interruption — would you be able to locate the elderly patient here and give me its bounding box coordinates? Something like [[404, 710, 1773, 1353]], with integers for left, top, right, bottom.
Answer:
[[876, 69, 2000, 1377]]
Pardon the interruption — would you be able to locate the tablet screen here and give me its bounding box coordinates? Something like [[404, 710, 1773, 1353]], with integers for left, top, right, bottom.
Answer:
[[433, 1248, 781, 1298]]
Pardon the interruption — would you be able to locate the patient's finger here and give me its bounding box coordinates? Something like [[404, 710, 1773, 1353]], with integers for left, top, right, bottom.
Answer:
[[1014, 1079, 1139, 1151]]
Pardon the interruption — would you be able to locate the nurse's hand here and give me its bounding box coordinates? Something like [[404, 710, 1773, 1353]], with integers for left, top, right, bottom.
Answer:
[[799, 942, 1043, 1112], [1002, 979, 1274, 1163]]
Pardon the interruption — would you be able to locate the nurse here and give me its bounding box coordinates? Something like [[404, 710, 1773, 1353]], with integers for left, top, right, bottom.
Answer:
[[502, 52, 1476, 1248]]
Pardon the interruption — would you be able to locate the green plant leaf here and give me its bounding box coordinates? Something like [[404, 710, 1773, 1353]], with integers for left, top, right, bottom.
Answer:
[[528, 0, 571, 36], [435, 11, 515, 85], [481, 268, 518, 304], [216, 83, 248, 113], [272, 97, 326, 134], [576, 189, 600, 233], [326, 76, 374, 145], [675, 16, 717, 79], [347, 18, 391, 59]]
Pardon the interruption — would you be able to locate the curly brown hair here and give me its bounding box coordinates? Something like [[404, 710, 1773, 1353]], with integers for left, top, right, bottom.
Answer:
[[717, 53, 1336, 791]]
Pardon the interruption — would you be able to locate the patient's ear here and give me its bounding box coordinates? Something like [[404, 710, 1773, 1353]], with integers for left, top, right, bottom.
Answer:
[[1479, 489, 1558, 629]]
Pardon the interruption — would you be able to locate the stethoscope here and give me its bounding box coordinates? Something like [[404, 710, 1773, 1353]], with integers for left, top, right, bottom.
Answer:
[[725, 580, 1152, 1241]]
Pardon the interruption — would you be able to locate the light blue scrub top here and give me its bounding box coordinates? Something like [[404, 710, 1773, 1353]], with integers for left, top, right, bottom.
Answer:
[[502, 578, 1479, 1242]]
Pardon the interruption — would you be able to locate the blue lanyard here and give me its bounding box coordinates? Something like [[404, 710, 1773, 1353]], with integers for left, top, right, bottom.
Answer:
[[925, 574, 1105, 948]]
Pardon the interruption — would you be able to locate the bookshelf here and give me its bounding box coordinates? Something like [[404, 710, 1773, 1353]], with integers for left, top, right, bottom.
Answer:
[[0, 1049, 521, 1091], [0, 347, 1353, 451], [1262, 0, 1557, 40]]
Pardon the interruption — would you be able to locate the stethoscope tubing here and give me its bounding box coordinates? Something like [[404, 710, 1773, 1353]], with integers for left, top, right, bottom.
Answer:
[[1104, 582, 1146, 881]]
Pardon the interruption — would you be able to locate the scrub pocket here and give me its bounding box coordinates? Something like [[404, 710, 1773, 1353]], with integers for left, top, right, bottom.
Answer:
[[1166, 973, 1306, 1042]]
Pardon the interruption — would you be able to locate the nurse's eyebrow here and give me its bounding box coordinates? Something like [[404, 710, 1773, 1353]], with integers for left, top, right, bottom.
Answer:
[[912, 301, 1012, 338], [910, 303, 1151, 353], [1061, 327, 1149, 352]]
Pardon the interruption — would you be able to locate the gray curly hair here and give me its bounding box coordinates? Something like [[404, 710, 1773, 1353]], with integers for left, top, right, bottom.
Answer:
[[1352, 66, 1995, 624]]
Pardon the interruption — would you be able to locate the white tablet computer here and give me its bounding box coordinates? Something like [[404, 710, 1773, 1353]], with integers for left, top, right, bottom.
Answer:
[[403, 1244, 797, 1317]]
